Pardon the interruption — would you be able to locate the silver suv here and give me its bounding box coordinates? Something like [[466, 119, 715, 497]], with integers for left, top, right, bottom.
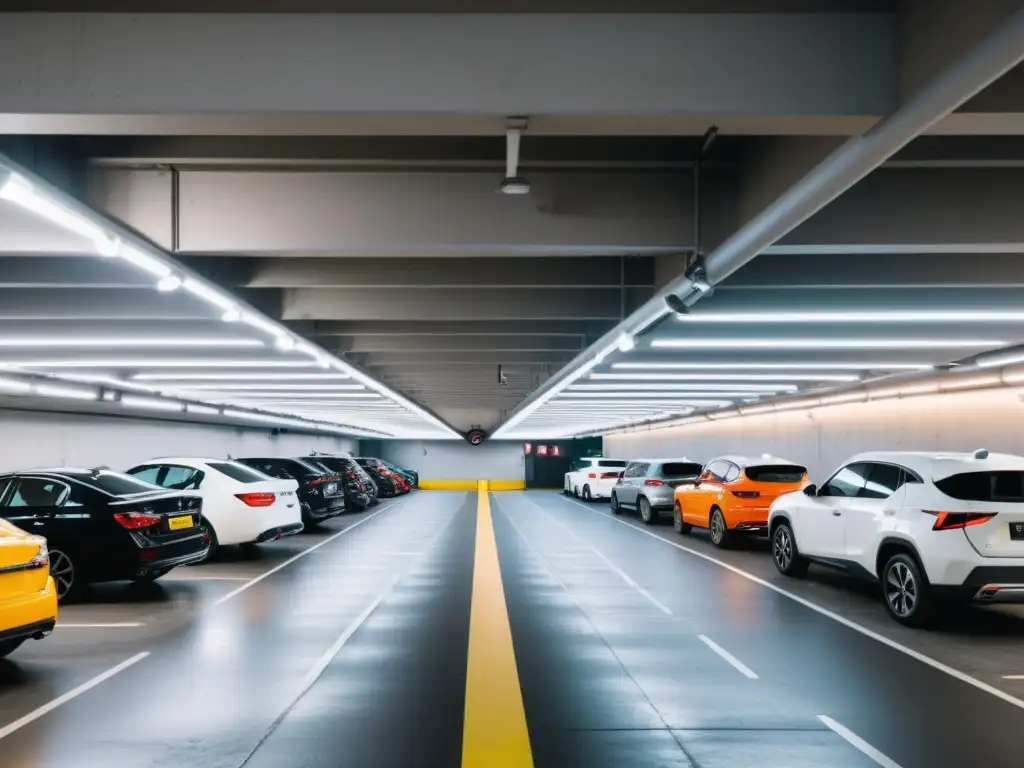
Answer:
[[611, 458, 703, 524]]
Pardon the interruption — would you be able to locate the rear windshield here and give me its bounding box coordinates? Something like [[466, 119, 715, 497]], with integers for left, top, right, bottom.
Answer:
[[936, 471, 1024, 502], [597, 460, 627, 468], [744, 465, 807, 483], [660, 462, 702, 477], [208, 462, 271, 484], [289, 458, 331, 475], [63, 470, 162, 496]]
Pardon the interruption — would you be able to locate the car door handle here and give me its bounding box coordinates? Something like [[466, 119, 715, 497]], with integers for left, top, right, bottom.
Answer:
[[832, 511, 842, 516]]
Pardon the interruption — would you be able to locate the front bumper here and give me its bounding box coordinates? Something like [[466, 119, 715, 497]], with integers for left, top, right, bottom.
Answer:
[[0, 575, 58, 640]]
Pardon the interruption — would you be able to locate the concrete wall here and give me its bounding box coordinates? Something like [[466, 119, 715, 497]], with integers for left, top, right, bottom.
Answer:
[[603, 388, 1024, 483], [376, 440, 525, 481], [0, 409, 357, 473]]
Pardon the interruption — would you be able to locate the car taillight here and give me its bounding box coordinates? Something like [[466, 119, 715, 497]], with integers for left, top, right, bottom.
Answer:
[[236, 492, 276, 507], [588, 473, 598, 479], [346, 472, 358, 479], [732, 490, 761, 498], [28, 543, 49, 569], [644, 479, 665, 486], [114, 511, 162, 530], [308, 475, 340, 486], [924, 510, 997, 530]]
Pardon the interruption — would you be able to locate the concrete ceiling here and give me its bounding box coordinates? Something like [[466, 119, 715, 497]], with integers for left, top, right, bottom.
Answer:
[[1, 1, 1024, 437]]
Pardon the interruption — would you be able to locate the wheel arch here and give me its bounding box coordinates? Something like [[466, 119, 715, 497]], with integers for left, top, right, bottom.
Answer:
[[875, 536, 926, 582]]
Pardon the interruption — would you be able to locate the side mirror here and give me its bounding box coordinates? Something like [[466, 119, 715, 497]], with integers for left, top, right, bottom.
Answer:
[[617, 471, 625, 480], [803, 484, 818, 497]]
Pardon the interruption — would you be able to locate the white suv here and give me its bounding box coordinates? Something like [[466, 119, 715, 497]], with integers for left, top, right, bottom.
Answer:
[[564, 458, 628, 501], [768, 450, 1024, 627]]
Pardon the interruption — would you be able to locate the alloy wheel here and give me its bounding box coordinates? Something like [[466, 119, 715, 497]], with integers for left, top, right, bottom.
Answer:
[[49, 549, 75, 600], [886, 562, 917, 618], [710, 511, 724, 544], [773, 527, 792, 570]]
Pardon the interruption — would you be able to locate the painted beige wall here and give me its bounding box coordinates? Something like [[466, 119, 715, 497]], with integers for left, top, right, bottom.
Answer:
[[603, 388, 1024, 483]]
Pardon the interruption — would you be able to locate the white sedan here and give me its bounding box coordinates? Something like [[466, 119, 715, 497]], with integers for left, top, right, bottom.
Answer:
[[125, 457, 304, 556]]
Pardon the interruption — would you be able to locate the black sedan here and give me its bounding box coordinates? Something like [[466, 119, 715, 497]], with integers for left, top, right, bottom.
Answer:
[[305, 456, 373, 510], [235, 457, 346, 527], [0, 468, 210, 602]]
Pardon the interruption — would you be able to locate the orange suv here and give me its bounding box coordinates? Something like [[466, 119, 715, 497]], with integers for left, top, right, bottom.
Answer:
[[672, 456, 807, 547]]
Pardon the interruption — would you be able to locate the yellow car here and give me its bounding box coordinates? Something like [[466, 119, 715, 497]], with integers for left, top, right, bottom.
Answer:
[[0, 518, 57, 659]]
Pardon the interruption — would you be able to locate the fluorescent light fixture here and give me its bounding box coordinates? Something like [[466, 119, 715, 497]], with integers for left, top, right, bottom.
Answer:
[[678, 310, 1024, 324], [222, 309, 241, 323], [5, 358, 319, 368], [240, 312, 283, 337], [164, 383, 366, 391], [186, 403, 221, 416], [182, 278, 238, 312], [133, 372, 353, 381], [117, 243, 172, 278], [274, 336, 297, 352], [553, 397, 734, 407], [616, 333, 635, 352], [976, 349, 1024, 369], [156, 275, 182, 292], [588, 372, 859, 382], [0, 173, 110, 244], [200, 391, 382, 399], [651, 339, 1003, 350], [559, 391, 769, 399], [0, 338, 264, 348], [96, 235, 119, 257], [120, 395, 184, 412], [568, 383, 798, 393], [34, 383, 98, 400], [613, 362, 934, 371], [0, 376, 32, 394]]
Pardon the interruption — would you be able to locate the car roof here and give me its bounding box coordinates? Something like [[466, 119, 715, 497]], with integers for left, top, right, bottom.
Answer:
[[714, 455, 803, 468], [846, 450, 1024, 480], [629, 457, 699, 464]]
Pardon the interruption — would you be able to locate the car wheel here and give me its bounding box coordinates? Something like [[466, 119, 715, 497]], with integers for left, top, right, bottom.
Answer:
[[639, 497, 656, 525], [48, 548, 83, 603], [882, 553, 935, 628], [610, 493, 622, 515], [573, 486, 580, 498], [582, 485, 593, 502], [197, 518, 219, 562], [673, 502, 692, 535], [708, 508, 732, 548], [0, 638, 25, 659], [771, 522, 808, 578]]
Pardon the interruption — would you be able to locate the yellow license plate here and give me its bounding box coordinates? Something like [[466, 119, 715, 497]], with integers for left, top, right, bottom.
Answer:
[[167, 515, 193, 531]]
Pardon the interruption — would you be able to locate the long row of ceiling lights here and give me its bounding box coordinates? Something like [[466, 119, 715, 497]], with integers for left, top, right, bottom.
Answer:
[[0, 167, 459, 437]]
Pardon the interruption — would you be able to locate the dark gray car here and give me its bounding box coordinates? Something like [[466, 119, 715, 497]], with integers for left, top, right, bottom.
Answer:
[[611, 458, 703, 524]]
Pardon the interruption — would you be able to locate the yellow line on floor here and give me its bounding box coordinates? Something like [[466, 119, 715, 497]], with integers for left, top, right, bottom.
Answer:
[[462, 480, 534, 768]]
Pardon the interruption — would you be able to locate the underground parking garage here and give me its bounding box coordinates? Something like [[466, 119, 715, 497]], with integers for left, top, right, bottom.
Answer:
[[3, 2, 1024, 766]]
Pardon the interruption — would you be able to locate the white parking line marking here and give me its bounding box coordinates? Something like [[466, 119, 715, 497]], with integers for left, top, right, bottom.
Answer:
[[1003, 675, 1024, 680], [0, 652, 150, 741], [698, 634, 759, 679], [523, 495, 673, 616], [559, 494, 1024, 713], [818, 715, 902, 768], [213, 502, 398, 607], [163, 575, 251, 581], [57, 622, 144, 628]]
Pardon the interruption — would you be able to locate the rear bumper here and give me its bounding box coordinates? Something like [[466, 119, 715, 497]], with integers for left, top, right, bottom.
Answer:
[[584, 479, 617, 499], [255, 522, 305, 543], [932, 565, 1024, 603], [0, 576, 58, 640], [136, 543, 210, 576], [725, 506, 771, 529], [308, 499, 347, 520]]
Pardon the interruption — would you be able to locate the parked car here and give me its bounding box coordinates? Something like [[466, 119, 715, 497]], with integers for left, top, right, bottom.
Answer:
[[564, 457, 628, 501], [0, 517, 57, 659], [0, 468, 209, 602], [235, 457, 346, 527], [354, 458, 408, 497], [125, 458, 303, 558], [769, 449, 1024, 627], [380, 460, 418, 489], [673, 456, 807, 547], [304, 455, 373, 510], [611, 459, 703, 523]]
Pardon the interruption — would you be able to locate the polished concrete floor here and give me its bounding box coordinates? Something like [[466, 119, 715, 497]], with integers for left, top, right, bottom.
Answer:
[[2, 490, 1024, 767]]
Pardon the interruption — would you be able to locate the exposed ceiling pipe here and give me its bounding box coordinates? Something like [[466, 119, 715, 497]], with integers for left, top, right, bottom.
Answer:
[[500, 116, 530, 195], [492, 6, 1024, 437]]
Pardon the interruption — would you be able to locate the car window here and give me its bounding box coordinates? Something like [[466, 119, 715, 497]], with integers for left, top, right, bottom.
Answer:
[[744, 465, 807, 483], [723, 463, 741, 482], [163, 465, 203, 490], [630, 463, 649, 477], [63, 470, 162, 497], [0, 478, 10, 501], [597, 460, 627, 468], [208, 462, 271, 484], [4, 478, 70, 508], [127, 465, 163, 485], [660, 462, 702, 478], [935, 471, 1024, 502], [704, 460, 729, 482], [860, 463, 903, 499], [821, 463, 871, 497]]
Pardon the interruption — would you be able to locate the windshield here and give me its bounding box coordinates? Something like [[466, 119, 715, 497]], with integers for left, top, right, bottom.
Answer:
[[207, 462, 272, 484], [59, 469, 164, 496], [936, 471, 1024, 502], [597, 460, 627, 468]]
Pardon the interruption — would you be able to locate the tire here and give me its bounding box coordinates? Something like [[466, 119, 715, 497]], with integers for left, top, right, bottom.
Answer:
[[0, 638, 25, 659], [881, 552, 936, 628], [771, 522, 808, 578], [610, 493, 622, 515], [673, 502, 692, 535], [573, 486, 580, 499], [197, 518, 219, 562], [582, 485, 593, 502], [48, 547, 83, 603], [708, 508, 732, 549], [639, 497, 656, 525]]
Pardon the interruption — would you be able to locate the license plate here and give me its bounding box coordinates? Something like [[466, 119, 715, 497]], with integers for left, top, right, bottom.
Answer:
[[168, 515, 193, 531], [325, 482, 338, 496], [1010, 523, 1024, 541]]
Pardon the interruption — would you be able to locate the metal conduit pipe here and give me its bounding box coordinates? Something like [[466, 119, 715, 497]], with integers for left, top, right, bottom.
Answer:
[[492, 6, 1024, 438]]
